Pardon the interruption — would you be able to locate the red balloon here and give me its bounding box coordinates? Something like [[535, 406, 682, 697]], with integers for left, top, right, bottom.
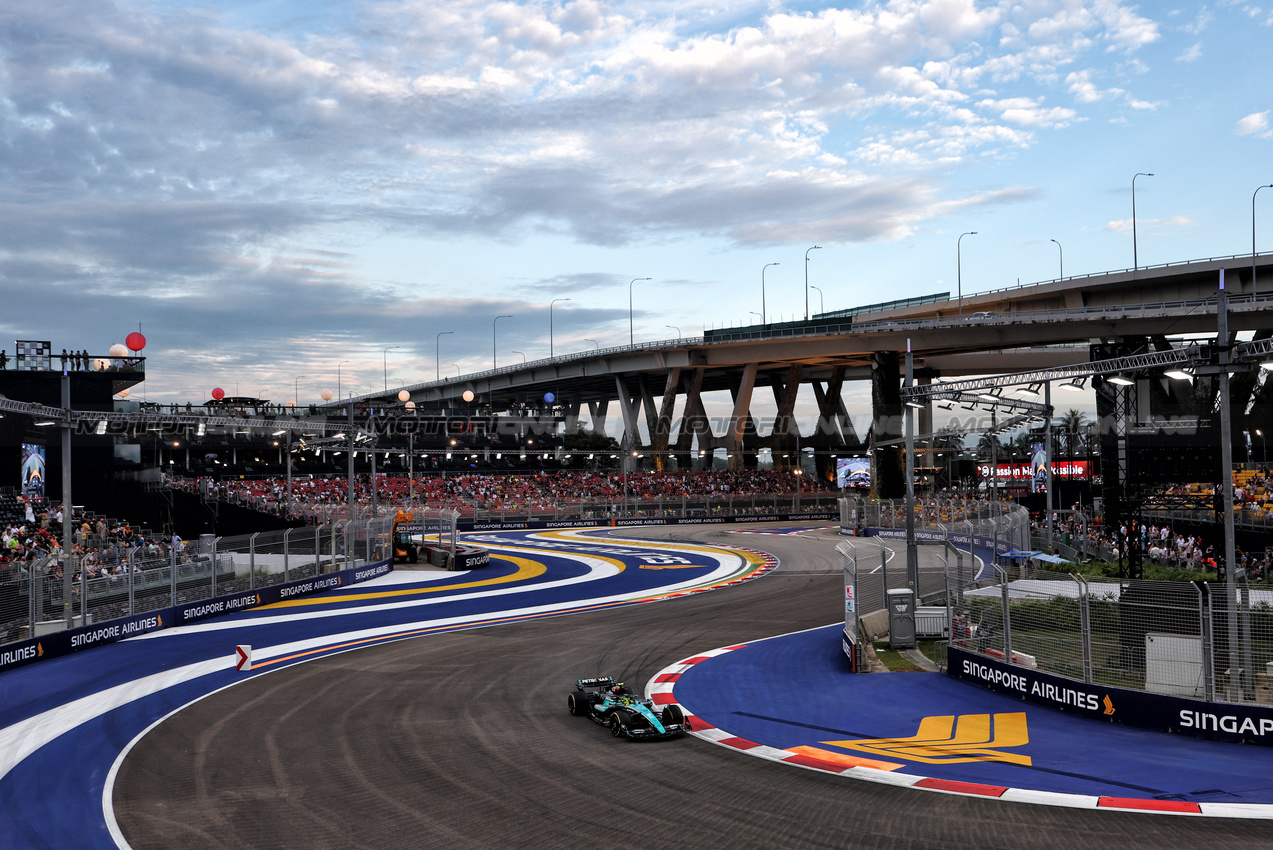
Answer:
[[211, 387, 225, 400], [125, 331, 146, 352]]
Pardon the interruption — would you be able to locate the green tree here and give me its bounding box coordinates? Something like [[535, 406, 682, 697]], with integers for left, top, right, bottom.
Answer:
[[561, 428, 620, 470]]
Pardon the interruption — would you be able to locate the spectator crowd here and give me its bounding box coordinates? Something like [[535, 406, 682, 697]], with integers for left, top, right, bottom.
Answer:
[[171, 469, 833, 519]]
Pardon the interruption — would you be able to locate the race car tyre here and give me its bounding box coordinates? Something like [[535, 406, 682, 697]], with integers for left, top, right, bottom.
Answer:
[[568, 692, 585, 716], [608, 711, 626, 738], [661, 704, 684, 727]]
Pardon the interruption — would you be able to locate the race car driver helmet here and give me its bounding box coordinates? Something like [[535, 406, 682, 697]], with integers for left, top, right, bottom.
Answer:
[[611, 683, 629, 695]]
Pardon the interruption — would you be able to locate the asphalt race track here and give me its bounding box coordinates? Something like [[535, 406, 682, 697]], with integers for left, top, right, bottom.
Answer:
[[111, 524, 1273, 849]]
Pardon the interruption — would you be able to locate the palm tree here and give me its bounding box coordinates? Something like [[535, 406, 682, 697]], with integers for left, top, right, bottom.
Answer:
[[1058, 409, 1088, 459], [976, 432, 1005, 460]]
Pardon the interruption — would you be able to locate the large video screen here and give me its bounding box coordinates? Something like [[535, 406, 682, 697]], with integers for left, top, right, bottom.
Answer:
[[836, 457, 871, 490], [21, 443, 45, 498]]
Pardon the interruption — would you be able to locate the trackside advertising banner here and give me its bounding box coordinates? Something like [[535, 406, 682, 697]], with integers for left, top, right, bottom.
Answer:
[[0, 558, 393, 676], [948, 645, 1273, 747], [861, 527, 1012, 555], [458, 512, 835, 532]]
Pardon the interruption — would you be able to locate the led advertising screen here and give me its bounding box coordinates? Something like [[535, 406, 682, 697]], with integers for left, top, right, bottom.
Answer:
[[21, 443, 45, 498], [836, 457, 871, 490], [1031, 441, 1048, 493]]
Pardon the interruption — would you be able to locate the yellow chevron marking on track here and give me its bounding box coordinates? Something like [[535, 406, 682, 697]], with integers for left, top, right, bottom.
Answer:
[[786, 745, 905, 771], [259, 556, 548, 608], [827, 712, 1031, 766]]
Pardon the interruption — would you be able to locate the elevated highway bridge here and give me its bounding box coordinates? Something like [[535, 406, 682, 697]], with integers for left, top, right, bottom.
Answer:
[[338, 253, 1273, 477]]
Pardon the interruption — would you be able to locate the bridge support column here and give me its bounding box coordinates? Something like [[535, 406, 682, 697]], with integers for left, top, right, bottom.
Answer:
[[651, 368, 681, 472], [637, 375, 659, 455], [770, 364, 803, 470], [676, 368, 712, 470], [614, 376, 641, 472], [587, 400, 608, 436], [811, 366, 857, 484], [871, 351, 905, 499], [726, 363, 759, 470]]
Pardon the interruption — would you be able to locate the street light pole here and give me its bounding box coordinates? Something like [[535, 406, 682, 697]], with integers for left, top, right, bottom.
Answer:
[[804, 246, 821, 320], [550, 297, 570, 359], [294, 375, 307, 409], [1254, 184, 1273, 295], [1132, 172, 1154, 271], [493, 314, 512, 369], [382, 345, 400, 392], [337, 360, 349, 401], [585, 339, 598, 349], [629, 277, 651, 346], [1050, 238, 1063, 280], [450, 363, 459, 377], [762, 262, 779, 324], [811, 285, 824, 315], [512, 350, 526, 363], [666, 325, 681, 338], [435, 331, 454, 382], [957, 232, 977, 317]]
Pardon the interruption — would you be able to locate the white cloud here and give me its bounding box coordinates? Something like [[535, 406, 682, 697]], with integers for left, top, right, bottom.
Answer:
[[1236, 110, 1271, 138], [1175, 41, 1203, 62], [1105, 215, 1194, 233], [0, 0, 1186, 398], [979, 96, 1077, 128]]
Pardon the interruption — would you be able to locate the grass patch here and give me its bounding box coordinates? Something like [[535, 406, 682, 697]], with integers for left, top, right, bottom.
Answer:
[[872, 641, 927, 672]]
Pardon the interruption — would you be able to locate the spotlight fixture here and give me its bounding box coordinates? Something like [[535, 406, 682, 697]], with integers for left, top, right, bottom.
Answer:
[[1107, 375, 1134, 386], [1058, 377, 1087, 392], [1164, 369, 1194, 381]]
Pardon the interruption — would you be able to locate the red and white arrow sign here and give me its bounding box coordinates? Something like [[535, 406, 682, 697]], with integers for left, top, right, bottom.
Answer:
[[235, 645, 252, 671]]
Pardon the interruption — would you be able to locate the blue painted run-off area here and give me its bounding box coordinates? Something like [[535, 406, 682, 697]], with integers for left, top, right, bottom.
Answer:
[[672, 624, 1273, 805]]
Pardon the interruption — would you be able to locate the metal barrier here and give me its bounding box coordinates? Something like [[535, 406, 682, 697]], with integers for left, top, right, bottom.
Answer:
[[945, 566, 1273, 708], [840, 495, 1032, 559], [0, 512, 395, 647]]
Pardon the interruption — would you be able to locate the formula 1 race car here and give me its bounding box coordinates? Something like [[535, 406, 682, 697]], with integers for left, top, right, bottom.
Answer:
[[568, 676, 689, 740]]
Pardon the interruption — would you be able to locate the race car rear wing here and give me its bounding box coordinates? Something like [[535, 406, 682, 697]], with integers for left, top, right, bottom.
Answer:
[[576, 676, 616, 690]]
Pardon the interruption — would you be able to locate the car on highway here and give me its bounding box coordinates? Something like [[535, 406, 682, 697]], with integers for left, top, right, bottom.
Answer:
[[567, 676, 689, 740]]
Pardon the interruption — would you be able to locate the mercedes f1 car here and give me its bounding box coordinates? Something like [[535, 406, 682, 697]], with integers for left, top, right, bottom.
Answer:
[[568, 676, 689, 740]]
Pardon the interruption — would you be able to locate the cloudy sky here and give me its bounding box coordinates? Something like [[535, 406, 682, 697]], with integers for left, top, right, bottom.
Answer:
[[1, 0, 1269, 411]]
